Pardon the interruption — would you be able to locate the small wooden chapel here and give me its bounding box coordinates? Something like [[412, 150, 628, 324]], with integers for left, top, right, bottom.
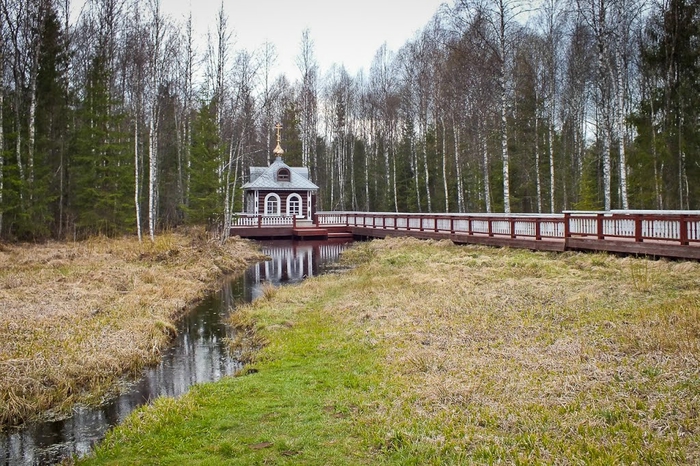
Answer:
[[241, 124, 319, 222]]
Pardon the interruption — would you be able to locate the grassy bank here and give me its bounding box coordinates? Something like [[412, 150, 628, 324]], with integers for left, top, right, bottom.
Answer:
[[0, 229, 265, 430], [85, 237, 700, 464]]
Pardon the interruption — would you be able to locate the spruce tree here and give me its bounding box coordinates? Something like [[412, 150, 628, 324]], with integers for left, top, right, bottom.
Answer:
[[184, 102, 222, 225], [69, 55, 132, 236]]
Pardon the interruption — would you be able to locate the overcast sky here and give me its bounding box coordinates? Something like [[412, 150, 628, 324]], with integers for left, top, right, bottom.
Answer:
[[157, 0, 447, 80]]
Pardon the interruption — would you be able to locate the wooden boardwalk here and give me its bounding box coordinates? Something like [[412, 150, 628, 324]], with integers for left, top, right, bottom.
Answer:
[[231, 211, 700, 260]]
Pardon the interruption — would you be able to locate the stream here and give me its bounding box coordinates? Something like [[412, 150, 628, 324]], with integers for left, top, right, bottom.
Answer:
[[0, 239, 352, 466]]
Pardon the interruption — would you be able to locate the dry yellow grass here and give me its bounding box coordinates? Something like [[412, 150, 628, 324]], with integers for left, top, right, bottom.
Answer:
[[323, 237, 700, 462], [84, 236, 699, 464], [0, 228, 265, 430]]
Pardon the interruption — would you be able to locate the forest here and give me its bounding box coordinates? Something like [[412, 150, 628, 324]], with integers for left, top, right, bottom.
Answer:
[[0, 0, 698, 240]]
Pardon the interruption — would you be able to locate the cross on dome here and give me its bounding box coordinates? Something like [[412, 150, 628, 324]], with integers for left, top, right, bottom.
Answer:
[[273, 123, 285, 157]]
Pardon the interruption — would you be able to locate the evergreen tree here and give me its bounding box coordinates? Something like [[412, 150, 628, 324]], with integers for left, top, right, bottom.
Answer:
[[184, 102, 221, 225], [69, 55, 132, 236], [632, 0, 700, 209], [34, 3, 70, 237]]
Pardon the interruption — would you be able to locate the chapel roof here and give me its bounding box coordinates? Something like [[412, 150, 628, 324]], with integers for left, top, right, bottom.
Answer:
[[242, 157, 319, 191], [242, 123, 319, 191]]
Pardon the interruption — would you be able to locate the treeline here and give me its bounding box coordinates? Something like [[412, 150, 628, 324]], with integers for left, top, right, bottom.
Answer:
[[0, 0, 698, 240]]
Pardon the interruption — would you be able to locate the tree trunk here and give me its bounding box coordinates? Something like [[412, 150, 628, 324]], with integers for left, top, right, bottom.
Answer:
[[535, 110, 542, 213], [148, 111, 157, 241], [453, 120, 464, 213], [0, 57, 3, 235], [548, 108, 555, 213], [222, 135, 240, 242], [679, 115, 688, 210], [14, 97, 24, 190], [649, 96, 662, 209], [615, 48, 628, 210], [364, 130, 370, 211], [441, 120, 449, 212], [27, 67, 37, 193], [392, 144, 398, 213], [422, 121, 432, 212], [482, 129, 492, 213], [350, 132, 358, 210], [135, 121, 142, 242], [499, 10, 511, 214], [412, 132, 421, 212]]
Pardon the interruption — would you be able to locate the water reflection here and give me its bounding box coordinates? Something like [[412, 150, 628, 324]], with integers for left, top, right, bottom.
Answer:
[[245, 239, 351, 300], [0, 239, 351, 466]]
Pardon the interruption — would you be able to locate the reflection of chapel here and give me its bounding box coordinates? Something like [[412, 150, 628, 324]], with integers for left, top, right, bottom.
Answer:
[[241, 124, 319, 221]]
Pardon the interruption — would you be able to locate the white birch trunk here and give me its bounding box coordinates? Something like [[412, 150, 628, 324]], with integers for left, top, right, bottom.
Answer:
[[482, 130, 492, 214], [330, 136, 335, 208], [615, 49, 628, 210], [222, 136, 239, 242], [595, 9, 612, 211], [364, 130, 370, 211], [14, 100, 24, 187], [27, 67, 37, 191], [350, 130, 358, 210], [453, 120, 464, 213], [548, 109, 555, 213], [500, 74, 510, 213], [422, 123, 432, 212], [412, 133, 421, 212], [338, 130, 345, 210], [134, 121, 142, 242], [148, 113, 157, 241], [441, 121, 449, 212], [535, 111, 542, 213], [499, 9, 511, 214], [392, 149, 398, 213], [148, 0, 162, 241], [384, 130, 391, 209], [602, 116, 612, 211]]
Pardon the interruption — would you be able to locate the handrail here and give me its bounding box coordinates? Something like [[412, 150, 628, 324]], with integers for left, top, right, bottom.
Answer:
[[316, 211, 700, 246], [232, 214, 297, 228]]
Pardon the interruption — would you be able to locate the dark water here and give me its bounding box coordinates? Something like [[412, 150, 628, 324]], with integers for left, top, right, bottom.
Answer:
[[0, 239, 352, 466]]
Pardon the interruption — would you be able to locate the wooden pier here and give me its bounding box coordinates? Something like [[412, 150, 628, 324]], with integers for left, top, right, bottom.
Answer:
[[231, 210, 700, 261]]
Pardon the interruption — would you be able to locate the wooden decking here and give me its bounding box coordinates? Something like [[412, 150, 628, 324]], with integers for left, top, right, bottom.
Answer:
[[230, 211, 700, 261]]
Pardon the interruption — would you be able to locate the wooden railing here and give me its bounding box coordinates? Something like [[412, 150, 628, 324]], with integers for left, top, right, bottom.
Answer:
[[233, 214, 297, 228], [316, 211, 700, 246]]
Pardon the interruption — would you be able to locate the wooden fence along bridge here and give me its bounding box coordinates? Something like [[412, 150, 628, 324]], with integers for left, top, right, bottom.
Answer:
[[230, 211, 700, 260]]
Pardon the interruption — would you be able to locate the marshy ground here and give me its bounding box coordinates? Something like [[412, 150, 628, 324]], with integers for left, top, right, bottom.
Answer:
[[47, 237, 700, 464], [0, 230, 265, 430]]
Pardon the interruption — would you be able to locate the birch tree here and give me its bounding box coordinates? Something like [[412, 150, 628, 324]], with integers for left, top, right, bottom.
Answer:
[[296, 29, 318, 177], [455, 0, 526, 213], [146, 0, 166, 240]]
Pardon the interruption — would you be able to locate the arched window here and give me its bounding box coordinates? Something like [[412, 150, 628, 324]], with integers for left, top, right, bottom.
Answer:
[[287, 193, 303, 217], [277, 168, 290, 182], [264, 193, 281, 215]]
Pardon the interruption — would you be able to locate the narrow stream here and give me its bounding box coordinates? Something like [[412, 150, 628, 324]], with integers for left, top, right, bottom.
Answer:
[[0, 239, 352, 466]]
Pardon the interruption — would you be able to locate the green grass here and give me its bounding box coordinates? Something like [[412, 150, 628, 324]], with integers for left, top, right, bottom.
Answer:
[[85, 280, 384, 465], [82, 238, 700, 465]]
